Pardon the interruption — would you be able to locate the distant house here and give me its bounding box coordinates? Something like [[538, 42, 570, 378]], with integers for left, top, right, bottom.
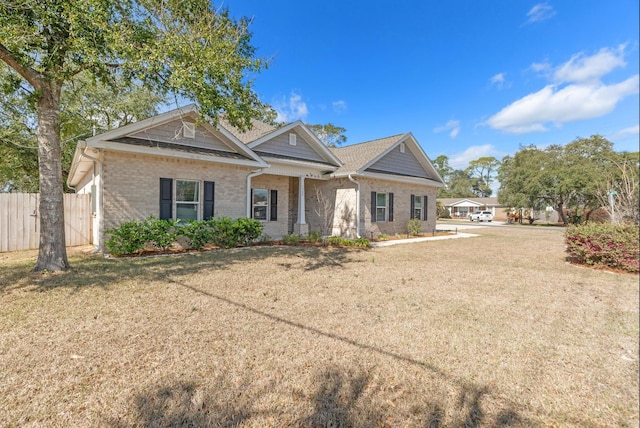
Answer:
[[67, 105, 445, 249], [438, 197, 507, 221]]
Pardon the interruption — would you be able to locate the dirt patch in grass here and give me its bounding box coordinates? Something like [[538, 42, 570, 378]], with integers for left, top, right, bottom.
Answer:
[[1, 227, 638, 427]]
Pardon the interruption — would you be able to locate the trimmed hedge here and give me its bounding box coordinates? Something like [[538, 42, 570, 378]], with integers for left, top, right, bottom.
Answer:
[[565, 223, 639, 273], [105, 216, 263, 256]]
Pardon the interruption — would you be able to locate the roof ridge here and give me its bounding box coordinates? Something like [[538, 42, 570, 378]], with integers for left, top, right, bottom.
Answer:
[[333, 133, 407, 150]]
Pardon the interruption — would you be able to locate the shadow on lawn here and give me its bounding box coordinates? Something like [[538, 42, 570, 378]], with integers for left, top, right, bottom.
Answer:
[[0, 245, 361, 293], [109, 368, 527, 427]]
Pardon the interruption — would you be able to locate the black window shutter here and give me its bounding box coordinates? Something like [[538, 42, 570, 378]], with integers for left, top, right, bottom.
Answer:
[[250, 188, 254, 218], [203, 181, 215, 220], [370, 191, 377, 222], [388, 192, 394, 222], [410, 194, 415, 219], [270, 190, 278, 221], [423, 195, 429, 221], [159, 178, 173, 220]]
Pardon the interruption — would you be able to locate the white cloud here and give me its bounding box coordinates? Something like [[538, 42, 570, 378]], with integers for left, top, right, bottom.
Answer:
[[274, 92, 309, 122], [553, 45, 627, 83], [610, 125, 640, 140], [449, 144, 503, 170], [527, 3, 556, 23], [490, 72, 511, 90], [434, 120, 461, 139], [487, 46, 639, 134], [332, 100, 347, 113]]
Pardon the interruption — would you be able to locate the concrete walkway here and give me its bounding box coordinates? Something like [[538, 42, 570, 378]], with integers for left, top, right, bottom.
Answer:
[[370, 228, 479, 247]]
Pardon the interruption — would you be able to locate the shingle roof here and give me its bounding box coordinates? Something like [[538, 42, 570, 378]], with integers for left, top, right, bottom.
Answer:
[[109, 137, 250, 160], [329, 134, 406, 175], [438, 197, 501, 206], [218, 117, 277, 144]]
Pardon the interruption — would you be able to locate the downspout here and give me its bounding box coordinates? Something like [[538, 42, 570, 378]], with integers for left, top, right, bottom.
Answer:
[[77, 143, 104, 252], [348, 174, 361, 238], [246, 170, 264, 217]]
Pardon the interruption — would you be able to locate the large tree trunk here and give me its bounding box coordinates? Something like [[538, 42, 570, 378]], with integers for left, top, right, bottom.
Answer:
[[34, 82, 69, 272]]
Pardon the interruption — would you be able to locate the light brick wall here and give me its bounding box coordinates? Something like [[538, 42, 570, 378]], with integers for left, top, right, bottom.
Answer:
[[102, 151, 251, 230], [250, 174, 290, 239], [305, 177, 438, 238], [360, 178, 438, 238]]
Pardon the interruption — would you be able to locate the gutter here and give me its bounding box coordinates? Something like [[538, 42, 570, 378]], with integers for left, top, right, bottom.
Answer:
[[348, 174, 361, 238], [77, 143, 104, 252], [246, 169, 264, 217]]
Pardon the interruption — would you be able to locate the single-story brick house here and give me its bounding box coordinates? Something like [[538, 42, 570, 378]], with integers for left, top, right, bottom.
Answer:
[[67, 105, 445, 249], [438, 197, 507, 221]]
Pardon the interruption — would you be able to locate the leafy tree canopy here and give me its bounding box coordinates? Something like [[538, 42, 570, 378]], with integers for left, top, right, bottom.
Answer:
[[306, 123, 347, 147], [0, 0, 274, 271]]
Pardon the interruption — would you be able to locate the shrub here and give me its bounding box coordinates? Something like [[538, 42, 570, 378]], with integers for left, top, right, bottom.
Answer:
[[144, 217, 178, 250], [377, 234, 389, 241], [232, 217, 264, 246], [407, 218, 422, 236], [105, 220, 148, 256], [325, 236, 370, 247], [208, 217, 237, 248], [179, 220, 213, 250], [282, 233, 301, 245], [307, 230, 322, 243], [565, 222, 639, 273]]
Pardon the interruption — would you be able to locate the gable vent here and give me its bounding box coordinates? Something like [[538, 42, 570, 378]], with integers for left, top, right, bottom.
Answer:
[[183, 122, 196, 139], [289, 133, 297, 146], [399, 143, 405, 153]]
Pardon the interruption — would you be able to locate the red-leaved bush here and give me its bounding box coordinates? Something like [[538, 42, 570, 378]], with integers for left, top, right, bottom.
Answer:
[[565, 223, 639, 273]]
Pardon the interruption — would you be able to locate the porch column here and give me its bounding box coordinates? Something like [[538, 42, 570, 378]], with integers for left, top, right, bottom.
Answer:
[[294, 175, 309, 236]]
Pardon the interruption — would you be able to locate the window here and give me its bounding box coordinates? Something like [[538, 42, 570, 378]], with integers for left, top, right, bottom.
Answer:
[[412, 195, 422, 220], [411, 194, 429, 220], [376, 193, 387, 223], [159, 178, 214, 221], [176, 180, 199, 221], [252, 189, 278, 221], [183, 122, 196, 138], [252, 189, 268, 220], [371, 191, 394, 222]]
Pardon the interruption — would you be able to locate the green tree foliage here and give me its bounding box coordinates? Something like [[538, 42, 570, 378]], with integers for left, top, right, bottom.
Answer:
[[0, 0, 272, 271], [434, 155, 476, 198], [497, 136, 620, 224], [306, 123, 347, 147], [0, 68, 162, 192], [466, 156, 500, 197]]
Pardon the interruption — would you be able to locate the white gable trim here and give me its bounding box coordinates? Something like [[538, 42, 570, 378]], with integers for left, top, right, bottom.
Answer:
[[247, 121, 343, 167], [333, 171, 445, 187], [358, 133, 444, 184]]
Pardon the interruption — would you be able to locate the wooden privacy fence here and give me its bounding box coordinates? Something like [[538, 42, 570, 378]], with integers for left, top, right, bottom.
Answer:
[[0, 193, 91, 252]]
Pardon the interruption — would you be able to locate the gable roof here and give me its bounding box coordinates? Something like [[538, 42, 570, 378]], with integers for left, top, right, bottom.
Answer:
[[67, 105, 267, 186], [438, 197, 502, 207], [330, 133, 445, 186]]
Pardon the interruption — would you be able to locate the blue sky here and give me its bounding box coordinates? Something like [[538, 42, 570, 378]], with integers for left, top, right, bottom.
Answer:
[[224, 1, 639, 169]]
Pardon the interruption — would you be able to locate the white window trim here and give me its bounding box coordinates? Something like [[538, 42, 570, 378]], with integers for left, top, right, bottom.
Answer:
[[376, 192, 387, 223], [175, 179, 200, 221], [252, 188, 269, 221], [183, 122, 196, 139], [413, 195, 422, 220]]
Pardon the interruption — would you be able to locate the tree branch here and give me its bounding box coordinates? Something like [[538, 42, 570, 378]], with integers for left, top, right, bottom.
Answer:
[[0, 43, 43, 90]]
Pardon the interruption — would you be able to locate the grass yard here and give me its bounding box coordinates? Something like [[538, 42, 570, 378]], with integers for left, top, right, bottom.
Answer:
[[0, 227, 638, 427]]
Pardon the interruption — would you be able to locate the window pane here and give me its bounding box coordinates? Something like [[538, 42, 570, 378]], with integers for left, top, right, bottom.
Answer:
[[253, 206, 267, 220], [414, 195, 422, 208], [176, 203, 198, 221], [176, 180, 199, 202], [414, 209, 422, 219], [376, 207, 386, 222], [376, 193, 386, 207], [253, 189, 268, 206]]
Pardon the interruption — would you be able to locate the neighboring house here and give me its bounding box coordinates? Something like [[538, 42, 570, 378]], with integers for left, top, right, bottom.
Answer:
[[67, 105, 445, 249], [438, 197, 507, 221]]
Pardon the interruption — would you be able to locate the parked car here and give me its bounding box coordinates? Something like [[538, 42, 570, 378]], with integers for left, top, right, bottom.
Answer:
[[469, 211, 493, 222]]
